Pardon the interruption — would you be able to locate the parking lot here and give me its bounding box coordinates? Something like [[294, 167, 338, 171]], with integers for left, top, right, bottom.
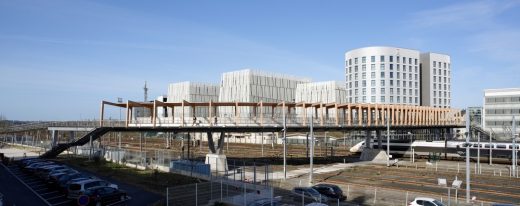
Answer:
[[3, 158, 132, 206]]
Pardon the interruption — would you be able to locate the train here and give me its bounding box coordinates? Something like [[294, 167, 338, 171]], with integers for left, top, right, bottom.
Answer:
[[349, 139, 520, 161]]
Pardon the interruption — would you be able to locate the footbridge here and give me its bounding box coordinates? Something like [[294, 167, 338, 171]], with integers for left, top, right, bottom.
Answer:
[[2, 100, 466, 158]]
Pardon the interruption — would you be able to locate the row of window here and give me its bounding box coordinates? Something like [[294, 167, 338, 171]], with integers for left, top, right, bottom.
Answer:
[[433, 83, 450, 91], [432, 61, 450, 69], [433, 68, 450, 76], [485, 96, 520, 104], [349, 88, 419, 96], [348, 96, 419, 104], [348, 72, 419, 81], [433, 98, 450, 105], [485, 109, 520, 115], [347, 80, 419, 89], [346, 64, 418, 73], [347, 56, 418, 66], [486, 120, 520, 126], [433, 91, 451, 98], [433, 76, 450, 84]]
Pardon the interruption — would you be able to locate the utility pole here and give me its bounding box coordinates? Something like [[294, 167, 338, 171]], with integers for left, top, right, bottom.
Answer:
[[309, 113, 314, 184], [465, 111, 471, 203], [477, 132, 480, 174]]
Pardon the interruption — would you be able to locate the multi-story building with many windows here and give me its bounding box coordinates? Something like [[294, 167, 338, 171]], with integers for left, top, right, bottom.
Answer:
[[345, 46, 451, 107], [483, 88, 520, 139], [345, 46, 421, 105], [420, 52, 451, 108]]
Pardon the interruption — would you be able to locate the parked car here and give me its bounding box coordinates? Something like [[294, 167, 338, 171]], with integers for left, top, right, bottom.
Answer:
[[247, 196, 282, 206], [67, 179, 118, 199], [83, 186, 127, 206], [35, 165, 68, 179], [48, 170, 79, 184], [291, 187, 328, 203], [409, 197, 446, 206], [24, 161, 54, 172], [56, 174, 92, 191], [45, 168, 77, 181], [312, 184, 346, 201]]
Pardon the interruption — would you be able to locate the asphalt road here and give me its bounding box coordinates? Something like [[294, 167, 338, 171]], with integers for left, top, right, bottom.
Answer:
[[0, 162, 47, 206]]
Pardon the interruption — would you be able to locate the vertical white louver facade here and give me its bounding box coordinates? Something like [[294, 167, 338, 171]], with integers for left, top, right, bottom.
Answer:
[[167, 81, 219, 117], [218, 69, 311, 117], [295, 81, 347, 118]]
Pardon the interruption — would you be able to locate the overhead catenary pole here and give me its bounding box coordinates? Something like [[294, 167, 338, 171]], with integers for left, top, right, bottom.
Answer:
[[477, 132, 480, 174], [309, 113, 314, 184], [513, 116, 517, 177], [387, 110, 390, 167], [283, 103, 287, 180], [490, 132, 493, 165], [465, 111, 471, 203]]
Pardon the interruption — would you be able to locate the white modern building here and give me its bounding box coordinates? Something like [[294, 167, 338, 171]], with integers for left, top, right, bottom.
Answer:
[[483, 88, 520, 139], [345, 46, 421, 105], [420, 53, 451, 108], [345, 46, 451, 108], [167, 81, 219, 117], [295, 81, 346, 118], [218, 69, 310, 117]]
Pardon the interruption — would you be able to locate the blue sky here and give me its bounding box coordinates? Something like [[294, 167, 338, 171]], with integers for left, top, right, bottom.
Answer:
[[1, 0, 519, 120]]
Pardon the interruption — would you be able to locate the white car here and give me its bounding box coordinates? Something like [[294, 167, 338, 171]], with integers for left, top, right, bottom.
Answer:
[[409, 197, 445, 206]]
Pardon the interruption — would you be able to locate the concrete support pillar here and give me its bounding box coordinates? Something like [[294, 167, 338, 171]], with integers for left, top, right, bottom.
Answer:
[[51, 130, 57, 147], [377, 130, 382, 150], [365, 130, 372, 149]]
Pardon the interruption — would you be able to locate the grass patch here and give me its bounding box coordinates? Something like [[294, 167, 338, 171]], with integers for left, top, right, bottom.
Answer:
[[57, 156, 201, 195]]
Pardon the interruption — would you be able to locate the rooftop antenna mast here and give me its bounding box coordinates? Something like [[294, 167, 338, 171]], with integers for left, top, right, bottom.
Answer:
[[144, 81, 148, 102]]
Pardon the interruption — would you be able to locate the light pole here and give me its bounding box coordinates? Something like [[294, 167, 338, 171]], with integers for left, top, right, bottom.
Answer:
[[438, 177, 462, 206], [117, 98, 123, 163], [283, 105, 287, 180]]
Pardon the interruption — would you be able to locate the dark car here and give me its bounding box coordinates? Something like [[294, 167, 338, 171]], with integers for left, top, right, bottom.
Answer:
[[83, 186, 127, 206], [312, 184, 346, 201]]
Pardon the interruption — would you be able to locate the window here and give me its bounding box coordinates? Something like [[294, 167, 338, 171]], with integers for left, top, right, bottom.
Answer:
[[355, 66, 358, 72], [381, 96, 385, 103], [390, 64, 393, 70], [371, 64, 375, 71], [396, 64, 400, 71], [404, 89, 407, 95], [402, 97, 406, 103], [355, 81, 358, 87], [354, 58, 358, 64], [381, 80, 385, 86], [380, 64, 385, 71], [397, 80, 400, 87], [354, 73, 358, 80], [390, 88, 394, 94], [381, 88, 385, 94], [349, 67, 352, 73], [380, 55, 385, 62], [362, 96, 367, 103], [362, 56, 366, 63], [390, 80, 394, 86], [396, 56, 400, 63], [371, 88, 376, 94], [397, 72, 400, 79], [433, 61, 436, 67], [415, 59, 418, 65], [362, 80, 366, 87], [390, 72, 394, 78], [397, 88, 400, 95], [390, 96, 394, 103], [402, 57, 406, 63], [371, 96, 376, 102], [396, 96, 400, 103], [381, 72, 385, 78], [362, 88, 366, 95], [403, 73, 406, 79], [362, 72, 366, 79], [408, 58, 412, 64], [371, 72, 375, 78], [389, 56, 393, 62], [438, 61, 441, 68], [355, 97, 358, 103], [371, 56, 375, 62], [371, 80, 376, 86], [362, 64, 366, 71], [433, 69, 436, 75], [355, 89, 359, 95]]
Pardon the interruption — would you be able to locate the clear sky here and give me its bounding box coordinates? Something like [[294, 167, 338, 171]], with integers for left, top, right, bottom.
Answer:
[[1, 0, 519, 121]]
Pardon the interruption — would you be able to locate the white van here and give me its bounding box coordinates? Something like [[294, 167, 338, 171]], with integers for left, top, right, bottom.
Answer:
[[67, 179, 117, 199]]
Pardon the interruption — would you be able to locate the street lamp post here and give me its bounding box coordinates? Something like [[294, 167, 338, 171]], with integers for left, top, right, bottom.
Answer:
[[309, 114, 314, 184], [117, 98, 123, 163]]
